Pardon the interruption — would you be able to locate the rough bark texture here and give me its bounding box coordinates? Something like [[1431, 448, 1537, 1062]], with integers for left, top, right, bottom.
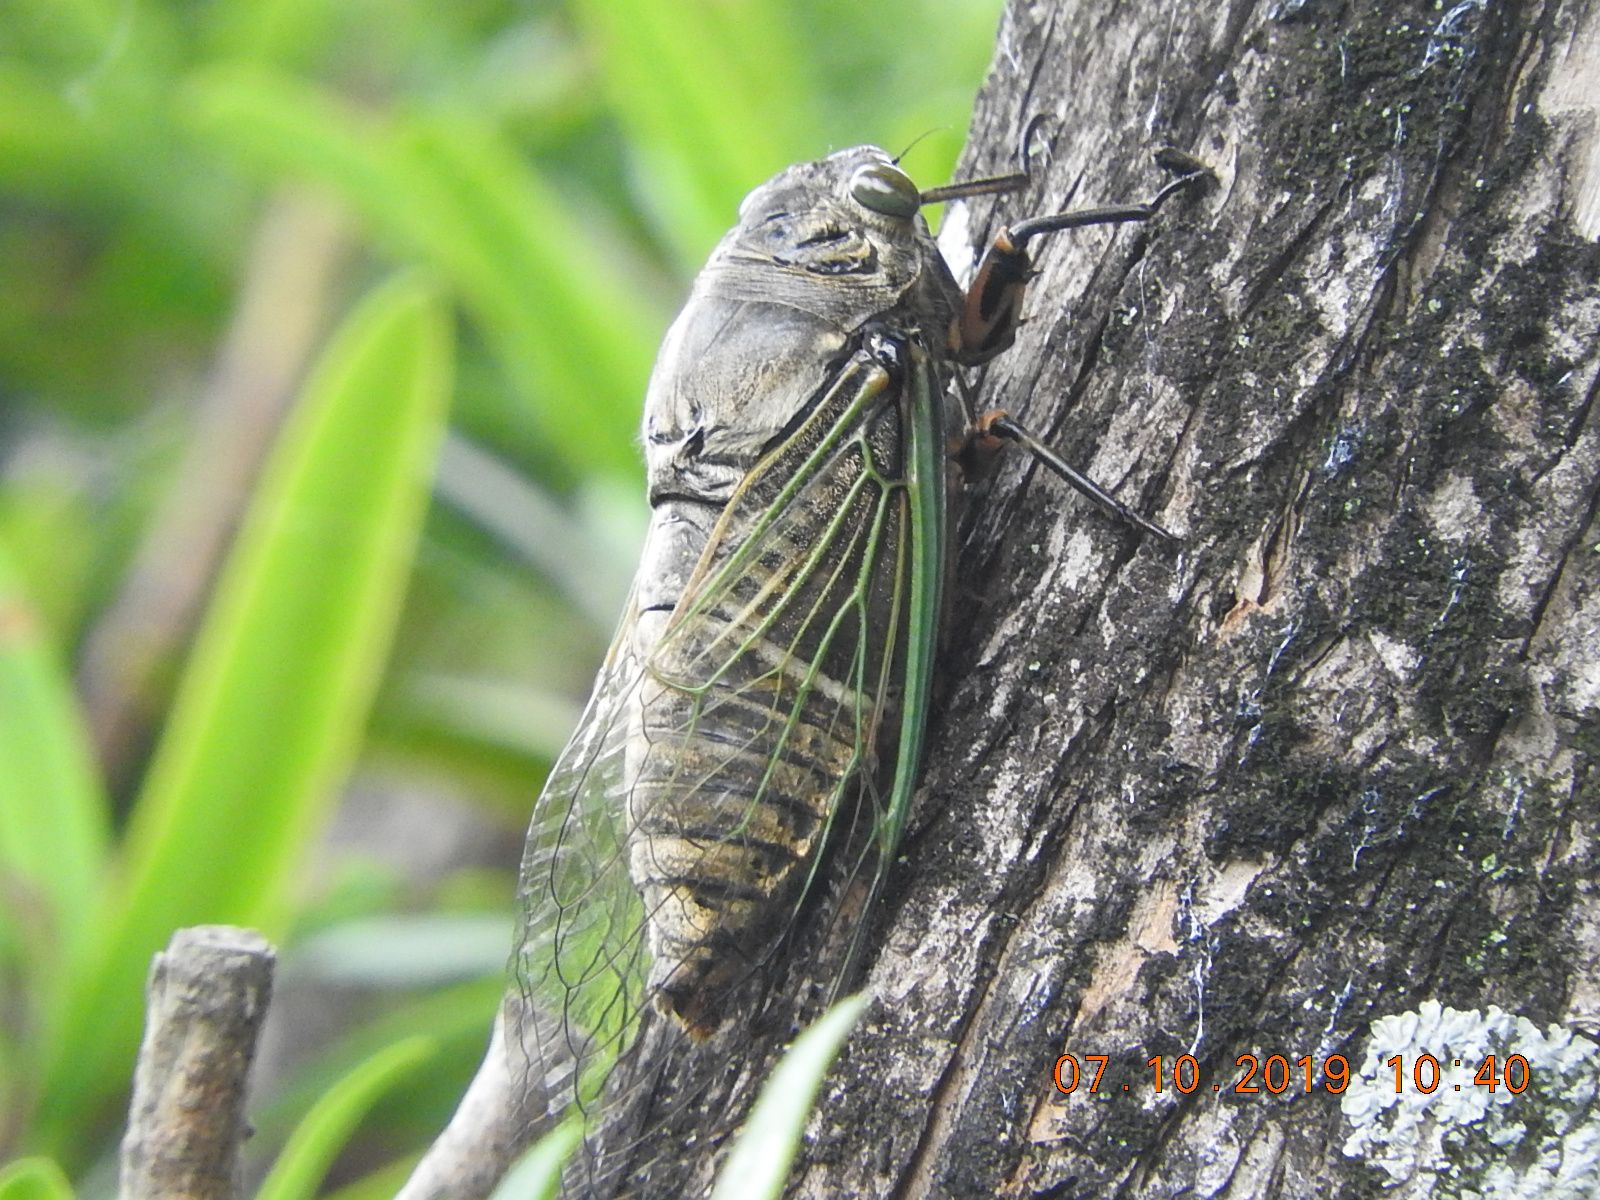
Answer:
[[413, 1, 1600, 1195], [119, 926, 275, 1200], [791, 0, 1600, 1196]]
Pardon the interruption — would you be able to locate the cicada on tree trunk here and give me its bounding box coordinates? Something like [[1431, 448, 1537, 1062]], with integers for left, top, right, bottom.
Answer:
[[509, 142, 1205, 1190]]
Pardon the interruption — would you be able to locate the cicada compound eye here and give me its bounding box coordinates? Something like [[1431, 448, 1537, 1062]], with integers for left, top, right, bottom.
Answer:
[[849, 162, 920, 219]]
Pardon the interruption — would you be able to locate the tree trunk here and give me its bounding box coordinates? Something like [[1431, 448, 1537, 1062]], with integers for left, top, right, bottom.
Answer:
[[410, 1, 1600, 1196], [794, 0, 1600, 1196]]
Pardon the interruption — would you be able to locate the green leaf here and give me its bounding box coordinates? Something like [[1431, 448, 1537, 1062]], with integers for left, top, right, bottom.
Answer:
[[184, 65, 661, 484], [181, 65, 422, 248], [0, 537, 110, 1005], [0, 1157, 75, 1200], [0, 64, 107, 198], [248, 976, 503, 1153], [286, 912, 512, 989], [486, 1120, 584, 1200], [0, 476, 99, 644], [38, 275, 453, 1150], [255, 1035, 436, 1200], [569, 0, 821, 267], [317, 1155, 421, 1200], [394, 110, 658, 479], [201, 0, 340, 70], [711, 993, 869, 1200]]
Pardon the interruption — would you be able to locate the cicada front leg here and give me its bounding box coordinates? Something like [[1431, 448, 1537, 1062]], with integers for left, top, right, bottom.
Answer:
[[946, 153, 1212, 540]]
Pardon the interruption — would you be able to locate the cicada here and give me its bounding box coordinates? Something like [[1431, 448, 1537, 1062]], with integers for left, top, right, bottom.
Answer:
[[510, 141, 1204, 1173]]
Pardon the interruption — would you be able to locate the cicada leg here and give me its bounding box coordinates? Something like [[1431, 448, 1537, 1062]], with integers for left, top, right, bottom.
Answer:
[[947, 152, 1212, 540], [972, 409, 1178, 542], [951, 158, 1212, 365]]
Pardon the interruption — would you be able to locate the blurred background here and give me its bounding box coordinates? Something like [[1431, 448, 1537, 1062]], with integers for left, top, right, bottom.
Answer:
[[0, 0, 1004, 1195]]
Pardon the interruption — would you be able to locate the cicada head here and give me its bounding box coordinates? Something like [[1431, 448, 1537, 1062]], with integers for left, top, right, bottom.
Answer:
[[721, 146, 958, 314]]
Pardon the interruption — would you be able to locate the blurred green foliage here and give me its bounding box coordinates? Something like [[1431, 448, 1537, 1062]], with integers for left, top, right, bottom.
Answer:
[[0, 0, 1002, 1191]]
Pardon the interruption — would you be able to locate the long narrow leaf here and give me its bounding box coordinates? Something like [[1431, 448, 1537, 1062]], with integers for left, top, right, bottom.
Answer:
[[248, 976, 503, 1151], [398, 110, 659, 478], [255, 1035, 436, 1200], [711, 994, 869, 1200], [318, 1155, 421, 1200], [0, 1157, 75, 1200], [0, 65, 106, 198], [184, 65, 660, 482], [37, 276, 452, 1150], [181, 65, 426, 251], [0, 537, 110, 1009], [569, 0, 821, 266], [487, 1121, 583, 1200]]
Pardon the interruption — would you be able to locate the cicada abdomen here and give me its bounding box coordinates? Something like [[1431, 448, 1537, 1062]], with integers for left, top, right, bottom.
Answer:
[[628, 344, 915, 1035]]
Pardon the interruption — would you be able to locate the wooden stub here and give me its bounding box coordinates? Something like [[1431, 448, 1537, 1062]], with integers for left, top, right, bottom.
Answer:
[[119, 926, 276, 1200]]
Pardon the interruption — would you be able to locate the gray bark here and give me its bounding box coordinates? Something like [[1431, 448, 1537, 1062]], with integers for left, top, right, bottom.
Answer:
[[798, 0, 1600, 1196], [415, 0, 1600, 1196], [119, 927, 275, 1200]]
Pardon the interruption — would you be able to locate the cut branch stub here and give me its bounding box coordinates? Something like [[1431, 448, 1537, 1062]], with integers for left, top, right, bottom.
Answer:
[[119, 926, 276, 1200]]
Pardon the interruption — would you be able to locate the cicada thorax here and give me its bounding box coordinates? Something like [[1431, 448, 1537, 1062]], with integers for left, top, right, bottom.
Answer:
[[626, 341, 914, 1037]]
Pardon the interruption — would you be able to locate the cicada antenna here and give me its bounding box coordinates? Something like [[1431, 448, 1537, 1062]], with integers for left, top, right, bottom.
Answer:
[[892, 128, 947, 165], [916, 111, 1066, 206]]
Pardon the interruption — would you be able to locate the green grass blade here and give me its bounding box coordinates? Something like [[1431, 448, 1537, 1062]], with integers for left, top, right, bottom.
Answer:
[[181, 64, 425, 250], [286, 912, 511, 989], [0, 537, 110, 992], [317, 1155, 421, 1200], [248, 976, 502, 1154], [255, 1035, 436, 1200], [395, 110, 658, 479], [200, 0, 339, 69], [184, 65, 660, 483], [0, 1157, 75, 1200], [569, 0, 821, 266], [711, 993, 868, 1200], [37, 275, 453, 1150], [0, 64, 107, 199], [486, 1121, 584, 1200]]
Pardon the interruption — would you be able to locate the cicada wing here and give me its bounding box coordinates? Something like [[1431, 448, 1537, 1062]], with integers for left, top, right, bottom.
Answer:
[[626, 335, 940, 1033], [512, 333, 948, 1151], [512, 606, 653, 1115]]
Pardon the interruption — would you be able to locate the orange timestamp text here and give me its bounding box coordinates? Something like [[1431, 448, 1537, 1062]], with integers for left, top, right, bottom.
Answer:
[[1053, 1052, 1532, 1097]]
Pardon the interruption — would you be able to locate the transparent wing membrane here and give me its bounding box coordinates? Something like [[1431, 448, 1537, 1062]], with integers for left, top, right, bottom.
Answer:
[[512, 340, 928, 1180]]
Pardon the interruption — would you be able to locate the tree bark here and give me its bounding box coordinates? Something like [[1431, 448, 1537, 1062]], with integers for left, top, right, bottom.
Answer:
[[794, 0, 1600, 1196], [413, 0, 1600, 1195], [119, 927, 275, 1200]]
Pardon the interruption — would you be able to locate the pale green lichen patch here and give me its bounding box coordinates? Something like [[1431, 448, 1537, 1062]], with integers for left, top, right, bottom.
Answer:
[[1340, 1000, 1600, 1197]]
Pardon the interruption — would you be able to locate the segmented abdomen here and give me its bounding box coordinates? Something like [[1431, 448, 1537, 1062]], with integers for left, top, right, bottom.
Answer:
[[627, 355, 908, 1035]]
